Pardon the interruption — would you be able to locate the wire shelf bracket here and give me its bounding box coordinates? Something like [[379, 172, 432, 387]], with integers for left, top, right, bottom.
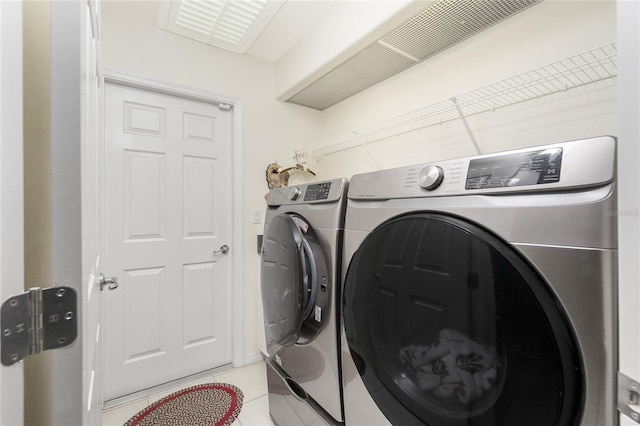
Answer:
[[451, 96, 482, 155]]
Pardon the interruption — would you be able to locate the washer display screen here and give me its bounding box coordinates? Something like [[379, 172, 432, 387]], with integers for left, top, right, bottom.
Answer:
[[466, 148, 563, 190]]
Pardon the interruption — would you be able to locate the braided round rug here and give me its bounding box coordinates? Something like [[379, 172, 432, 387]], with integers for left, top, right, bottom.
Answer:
[[124, 383, 243, 426]]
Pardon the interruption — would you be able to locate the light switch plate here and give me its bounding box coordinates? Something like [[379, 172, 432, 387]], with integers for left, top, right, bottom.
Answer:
[[252, 208, 262, 224]]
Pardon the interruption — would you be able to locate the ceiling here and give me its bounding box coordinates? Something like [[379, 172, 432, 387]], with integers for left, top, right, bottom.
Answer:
[[241, 1, 337, 63]]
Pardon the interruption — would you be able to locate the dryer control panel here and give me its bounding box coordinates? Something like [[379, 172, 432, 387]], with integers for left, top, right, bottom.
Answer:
[[304, 182, 332, 201], [267, 178, 348, 206], [349, 136, 615, 199]]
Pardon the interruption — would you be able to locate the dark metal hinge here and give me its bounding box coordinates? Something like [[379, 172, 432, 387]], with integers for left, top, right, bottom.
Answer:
[[618, 371, 640, 423], [1, 287, 77, 366]]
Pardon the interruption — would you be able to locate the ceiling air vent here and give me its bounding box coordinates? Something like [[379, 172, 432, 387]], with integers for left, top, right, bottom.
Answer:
[[287, 0, 542, 111], [158, 0, 285, 54]]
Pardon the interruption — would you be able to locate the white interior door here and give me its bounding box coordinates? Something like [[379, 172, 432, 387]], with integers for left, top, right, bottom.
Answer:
[[104, 82, 233, 400], [0, 1, 25, 424], [2, 1, 102, 424], [82, 1, 104, 423], [48, 1, 103, 424]]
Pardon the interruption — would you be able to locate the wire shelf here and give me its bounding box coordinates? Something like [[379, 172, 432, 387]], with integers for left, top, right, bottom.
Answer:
[[296, 41, 617, 158]]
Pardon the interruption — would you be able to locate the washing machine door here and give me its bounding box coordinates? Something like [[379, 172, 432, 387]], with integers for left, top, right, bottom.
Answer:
[[261, 213, 329, 351], [344, 212, 583, 426]]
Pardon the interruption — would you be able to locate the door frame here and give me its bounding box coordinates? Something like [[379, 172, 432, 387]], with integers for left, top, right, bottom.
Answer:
[[0, 1, 25, 424], [102, 69, 245, 368]]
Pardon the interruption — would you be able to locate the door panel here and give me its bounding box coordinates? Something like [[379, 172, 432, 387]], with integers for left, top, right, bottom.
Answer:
[[104, 83, 233, 400], [184, 156, 216, 236], [183, 262, 217, 346], [124, 268, 165, 361], [124, 151, 166, 240]]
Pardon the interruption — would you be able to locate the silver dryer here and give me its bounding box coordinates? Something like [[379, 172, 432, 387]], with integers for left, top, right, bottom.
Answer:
[[341, 136, 617, 426]]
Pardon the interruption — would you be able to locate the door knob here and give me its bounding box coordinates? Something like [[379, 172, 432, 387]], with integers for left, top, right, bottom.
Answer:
[[213, 244, 230, 255], [99, 273, 119, 291]]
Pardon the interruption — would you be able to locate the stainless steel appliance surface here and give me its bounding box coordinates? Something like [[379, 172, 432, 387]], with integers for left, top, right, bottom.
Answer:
[[340, 136, 617, 426], [261, 178, 348, 425]]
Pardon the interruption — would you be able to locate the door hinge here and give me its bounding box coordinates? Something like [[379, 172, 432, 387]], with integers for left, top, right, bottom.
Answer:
[[618, 371, 640, 423], [1, 287, 77, 366]]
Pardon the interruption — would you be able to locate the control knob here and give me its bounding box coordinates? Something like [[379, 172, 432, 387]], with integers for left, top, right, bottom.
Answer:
[[417, 165, 444, 191], [289, 187, 301, 200]]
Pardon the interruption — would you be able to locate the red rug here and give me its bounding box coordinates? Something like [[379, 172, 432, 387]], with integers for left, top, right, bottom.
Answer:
[[124, 383, 243, 426]]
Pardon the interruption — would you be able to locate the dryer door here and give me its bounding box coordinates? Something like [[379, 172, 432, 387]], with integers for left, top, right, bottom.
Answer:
[[261, 214, 329, 352], [343, 212, 583, 426]]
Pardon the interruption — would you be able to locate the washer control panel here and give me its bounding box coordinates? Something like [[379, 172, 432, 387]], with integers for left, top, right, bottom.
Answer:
[[348, 136, 615, 199], [465, 147, 562, 190]]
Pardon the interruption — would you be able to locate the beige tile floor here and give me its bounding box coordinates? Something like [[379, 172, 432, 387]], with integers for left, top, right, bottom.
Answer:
[[102, 360, 274, 426]]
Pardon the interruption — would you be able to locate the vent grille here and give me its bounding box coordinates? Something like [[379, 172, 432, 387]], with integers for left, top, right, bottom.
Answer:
[[382, 0, 540, 60], [287, 0, 542, 110]]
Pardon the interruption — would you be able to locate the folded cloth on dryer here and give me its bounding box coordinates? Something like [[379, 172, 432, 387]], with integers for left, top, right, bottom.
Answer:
[[400, 329, 501, 406]]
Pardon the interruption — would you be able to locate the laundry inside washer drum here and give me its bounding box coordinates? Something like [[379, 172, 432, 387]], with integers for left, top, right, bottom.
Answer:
[[343, 212, 583, 426]]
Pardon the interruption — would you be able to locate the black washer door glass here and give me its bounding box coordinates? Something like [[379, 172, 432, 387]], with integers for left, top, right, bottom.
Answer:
[[343, 213, 583, 426], [261, 214, 320, 348]]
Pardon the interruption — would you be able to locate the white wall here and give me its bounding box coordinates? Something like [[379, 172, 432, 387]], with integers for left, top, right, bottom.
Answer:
[[101, 1, 323, 363], [310, 0, 617, 179]]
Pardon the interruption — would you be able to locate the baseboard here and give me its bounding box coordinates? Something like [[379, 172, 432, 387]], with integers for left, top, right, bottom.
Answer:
[[243, 351, 265, 366]]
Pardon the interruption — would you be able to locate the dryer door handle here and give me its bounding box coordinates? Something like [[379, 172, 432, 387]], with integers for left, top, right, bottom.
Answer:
[[299, 236, 320, 322]]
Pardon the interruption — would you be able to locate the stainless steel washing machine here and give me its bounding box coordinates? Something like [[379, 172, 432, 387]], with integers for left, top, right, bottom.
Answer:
[[261, 178, 348, 425], [340, 136, 617, 426]]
